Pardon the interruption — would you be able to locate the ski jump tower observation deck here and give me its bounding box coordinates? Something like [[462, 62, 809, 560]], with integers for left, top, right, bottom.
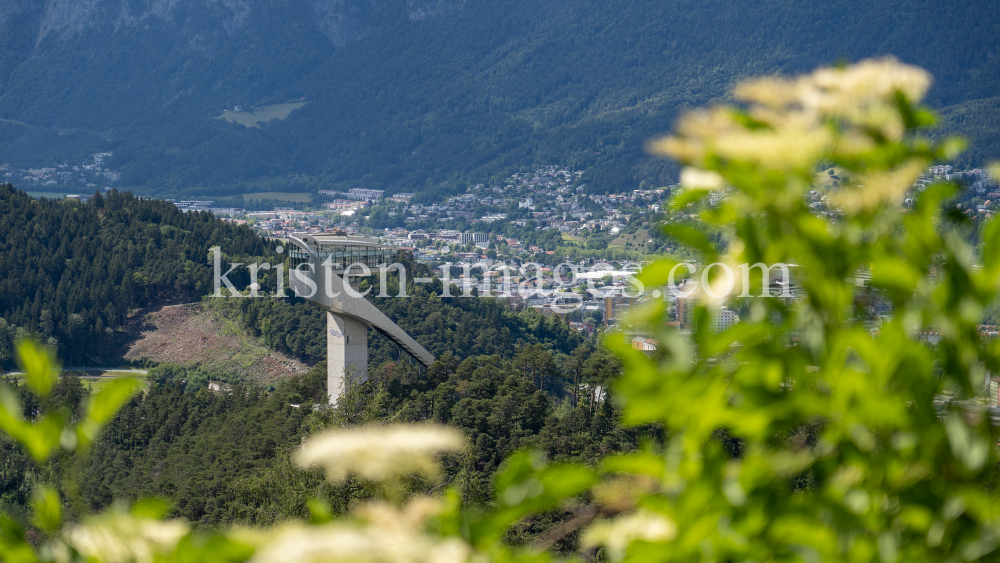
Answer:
[[287, 234, 435, 404]]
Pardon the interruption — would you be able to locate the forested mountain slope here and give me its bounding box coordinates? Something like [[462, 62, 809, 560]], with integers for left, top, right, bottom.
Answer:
[[0, 184, 584, 372], [1, 0, 998, 198], [0, 184, 266, 368], [938, 97, 1000, 167], [2, 341, 636, 536]]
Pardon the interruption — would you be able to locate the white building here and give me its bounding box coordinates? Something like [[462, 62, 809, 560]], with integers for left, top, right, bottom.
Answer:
[[709, 307, 739, 332], [347, 188, 384, 201], [461, 232, 488, 244]]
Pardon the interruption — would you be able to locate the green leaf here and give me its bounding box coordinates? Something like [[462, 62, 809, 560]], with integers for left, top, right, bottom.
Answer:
[[30, 485, 61, 532], [169, 533, 254, 563], [662, 224, 719, 262], [870, 256, 922, 294], [132, 497, 172, 520], [77, 378, 141, 447], [88, 378, 141, 425], [15, 339, 59, 398], [486, 450, 598, 540], [601, 451, 667, 478], [636, 259, 681, 288], [493, 450, 545, 501], [306, 498, 332, 524], [0, 384, 64, 463], [894, 90, 922, 130], [945, 414, 989, 472], [19, 415, 65, 463], [537, 464, 598, 500], [669, 189, 709, 211], [936, 136, 967, 162], [982, 217, 1000, 275], [0, 383, 23, 427], [0, 512, 39, 563], [732, 110, 772, 131]]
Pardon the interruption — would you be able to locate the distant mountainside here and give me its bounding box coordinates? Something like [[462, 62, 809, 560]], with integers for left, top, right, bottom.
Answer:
[[1, 0, 998, 199], [938, 97, 1000, 168]]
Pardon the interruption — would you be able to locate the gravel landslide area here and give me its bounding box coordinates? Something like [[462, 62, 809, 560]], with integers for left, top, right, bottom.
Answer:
[[122, 303, 310, 385]]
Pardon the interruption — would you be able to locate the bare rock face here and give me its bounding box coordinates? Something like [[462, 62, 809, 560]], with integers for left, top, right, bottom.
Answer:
[[34, 0, 259, 42], [37, 0, 109, 40], [311, 0, 370, 48], [8, 0, 463, 48], [0, 0, 41, 27], [406, 0, 463, 22]]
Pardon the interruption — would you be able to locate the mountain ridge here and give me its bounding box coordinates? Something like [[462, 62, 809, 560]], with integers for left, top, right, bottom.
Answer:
[[1, 0, 998, 198]]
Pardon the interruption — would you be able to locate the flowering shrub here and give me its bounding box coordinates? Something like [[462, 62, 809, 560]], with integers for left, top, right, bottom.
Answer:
[[3, 58, 1000, 563]]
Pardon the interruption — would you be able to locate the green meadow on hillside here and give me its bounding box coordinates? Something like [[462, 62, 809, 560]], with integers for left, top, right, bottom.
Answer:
[[217, 102, 309, 128]]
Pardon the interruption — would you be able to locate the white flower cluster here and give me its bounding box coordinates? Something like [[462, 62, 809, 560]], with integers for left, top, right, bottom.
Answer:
[[55, 510, 189, 563], [736, 58, 930, 142], [651, 58, 933, 212], [247, 497, 475, 563], [295, 424, 465, 483], [580, 509, 677, 562]]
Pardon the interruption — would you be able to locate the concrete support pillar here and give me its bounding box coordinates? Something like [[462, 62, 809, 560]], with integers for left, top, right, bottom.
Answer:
[[327, 310, 368, 405]]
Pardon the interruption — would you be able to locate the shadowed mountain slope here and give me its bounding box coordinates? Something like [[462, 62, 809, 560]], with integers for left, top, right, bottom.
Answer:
[[0, 0, 998, 197]]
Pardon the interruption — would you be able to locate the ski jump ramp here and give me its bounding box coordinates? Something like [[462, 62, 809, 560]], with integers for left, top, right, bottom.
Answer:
[[287, 234, 435, 404]]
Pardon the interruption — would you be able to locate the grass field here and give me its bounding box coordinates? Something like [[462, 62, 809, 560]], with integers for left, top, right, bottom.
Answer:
[[217, 102, 308, 127], [6, 369, 148, 393], [77, 376, 147, 393], [609, 229, 651, 249], [814, 167, 849, 189], [241, 192, 313, 202]]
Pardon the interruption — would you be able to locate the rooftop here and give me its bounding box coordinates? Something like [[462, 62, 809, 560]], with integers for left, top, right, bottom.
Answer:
[[294, 234, 385, 248]]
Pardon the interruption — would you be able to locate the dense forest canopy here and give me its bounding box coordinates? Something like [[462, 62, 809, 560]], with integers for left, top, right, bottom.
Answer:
[[6, 343, 631, 527], [0, 0, 998, 198], [0, 184, 267, 368]]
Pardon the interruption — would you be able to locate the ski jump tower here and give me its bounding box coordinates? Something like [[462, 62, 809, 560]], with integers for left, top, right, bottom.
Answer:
[[287, 234, 435, 404]]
